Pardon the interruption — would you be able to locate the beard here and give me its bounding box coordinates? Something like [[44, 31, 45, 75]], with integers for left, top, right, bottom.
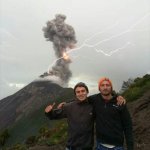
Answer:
[[101, 93, 111, 96], [100, 89, 112, 96]]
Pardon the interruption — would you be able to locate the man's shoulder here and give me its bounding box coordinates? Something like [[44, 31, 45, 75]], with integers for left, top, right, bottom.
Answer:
[[88, 93, 101, 99], [88, 93, 101, 103], [64, 99, 76, 107]]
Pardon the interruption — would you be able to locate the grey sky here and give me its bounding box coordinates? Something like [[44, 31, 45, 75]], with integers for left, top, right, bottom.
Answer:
[[0, 0, 150, 99]]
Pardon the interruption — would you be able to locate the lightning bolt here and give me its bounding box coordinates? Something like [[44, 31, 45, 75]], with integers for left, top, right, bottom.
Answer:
[[92, 12, 150, 47], [48, 12, 150, 72], [83, 21, 119, 44], [95, 42, 132, 56]]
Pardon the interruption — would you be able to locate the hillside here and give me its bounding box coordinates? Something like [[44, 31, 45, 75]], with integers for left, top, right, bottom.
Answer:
[[122, 74, 150, 102], [0, 81, 74, 148], [127, 90, 150, 150]]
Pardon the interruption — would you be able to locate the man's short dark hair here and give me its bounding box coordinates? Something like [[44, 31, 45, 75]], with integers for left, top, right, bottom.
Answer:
[[74, 82, 89, 94]]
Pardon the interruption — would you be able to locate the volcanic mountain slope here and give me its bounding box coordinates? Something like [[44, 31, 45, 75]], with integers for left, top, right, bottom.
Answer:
[[0, 81, 74, 130], [0, 81, 74, 147]]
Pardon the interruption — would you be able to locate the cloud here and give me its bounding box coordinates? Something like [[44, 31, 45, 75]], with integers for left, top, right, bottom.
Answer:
[[147, 71, 150, 74], [8, 83, 26, 89], [34, 75, 65, 87], [69, 74, 99, 95]]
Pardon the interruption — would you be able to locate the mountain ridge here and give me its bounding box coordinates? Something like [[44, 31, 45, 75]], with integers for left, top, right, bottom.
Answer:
[[0, 81, 74, 130], [0, 81, 74, 148]]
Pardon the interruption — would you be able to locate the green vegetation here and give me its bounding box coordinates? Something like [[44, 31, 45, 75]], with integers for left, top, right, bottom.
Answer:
[[122, 74, 150, 102], [5, 143, 27, 150], [45, 120, 67, 146], [33, 120, 67, 146], [0, 129, 10, 147], [3, 120, 67, 150]]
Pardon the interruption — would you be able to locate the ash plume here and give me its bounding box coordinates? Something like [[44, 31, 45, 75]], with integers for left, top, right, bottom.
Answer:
[[42, 14, 77, 85]]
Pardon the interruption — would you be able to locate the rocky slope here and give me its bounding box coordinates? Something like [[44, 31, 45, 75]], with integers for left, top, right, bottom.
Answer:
[[128, 90, 150, 150], [0, 81, 74, 130]]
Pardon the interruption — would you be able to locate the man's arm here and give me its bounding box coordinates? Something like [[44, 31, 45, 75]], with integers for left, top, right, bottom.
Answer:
[[88, 93, 126, 105], [120, 105, 134, 150], [57, 102, 66, 109], [56, 99, 75, 109], [45, 103, 67, 120], [88, 94, 97, 104]]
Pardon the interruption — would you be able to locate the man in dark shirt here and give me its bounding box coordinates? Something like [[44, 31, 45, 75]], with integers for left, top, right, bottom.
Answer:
[[88, 77, 133, 150], [45, 82, 94, 150]]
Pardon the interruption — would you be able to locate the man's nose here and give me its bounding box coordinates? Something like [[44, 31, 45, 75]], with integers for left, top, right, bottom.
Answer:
[[103, 85, 108, 89]]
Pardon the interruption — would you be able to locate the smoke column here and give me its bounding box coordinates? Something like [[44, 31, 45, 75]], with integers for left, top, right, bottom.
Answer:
[[42, 14, 77, 85]]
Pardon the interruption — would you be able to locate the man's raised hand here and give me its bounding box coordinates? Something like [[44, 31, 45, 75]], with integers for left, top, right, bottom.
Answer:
[[117, 96, 126, 105], [45, 102, 55, 113]]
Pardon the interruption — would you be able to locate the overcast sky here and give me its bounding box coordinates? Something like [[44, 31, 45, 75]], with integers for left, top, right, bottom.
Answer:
[[0, 0, 150, 99]]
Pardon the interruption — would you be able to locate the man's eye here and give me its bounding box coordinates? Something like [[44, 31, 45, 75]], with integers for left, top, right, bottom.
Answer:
[[81, 90, 86, 93], [76, 90, 85, 93]]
